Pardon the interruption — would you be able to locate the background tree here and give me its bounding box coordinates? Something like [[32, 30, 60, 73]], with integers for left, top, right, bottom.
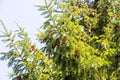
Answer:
[[0, 0, 120, 80]]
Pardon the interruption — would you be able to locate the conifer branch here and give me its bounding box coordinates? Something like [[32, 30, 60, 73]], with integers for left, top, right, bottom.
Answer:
[[44, 0, 56, 26]]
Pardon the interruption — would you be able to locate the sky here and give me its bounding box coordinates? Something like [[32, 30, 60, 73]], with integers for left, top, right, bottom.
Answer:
[[0, 0, 45, 80]]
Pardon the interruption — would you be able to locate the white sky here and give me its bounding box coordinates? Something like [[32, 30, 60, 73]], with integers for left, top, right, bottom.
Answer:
[[0, 0, 45, 79]]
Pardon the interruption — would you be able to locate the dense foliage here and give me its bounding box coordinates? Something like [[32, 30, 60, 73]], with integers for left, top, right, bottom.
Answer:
[[0, 0, 120, 80]]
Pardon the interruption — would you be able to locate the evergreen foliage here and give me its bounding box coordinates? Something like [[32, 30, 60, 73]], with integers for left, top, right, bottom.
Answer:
[[0, 0, 120, 80]]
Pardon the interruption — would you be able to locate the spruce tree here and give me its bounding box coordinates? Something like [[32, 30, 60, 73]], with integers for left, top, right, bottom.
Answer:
[[0, 0, 120, 80]]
